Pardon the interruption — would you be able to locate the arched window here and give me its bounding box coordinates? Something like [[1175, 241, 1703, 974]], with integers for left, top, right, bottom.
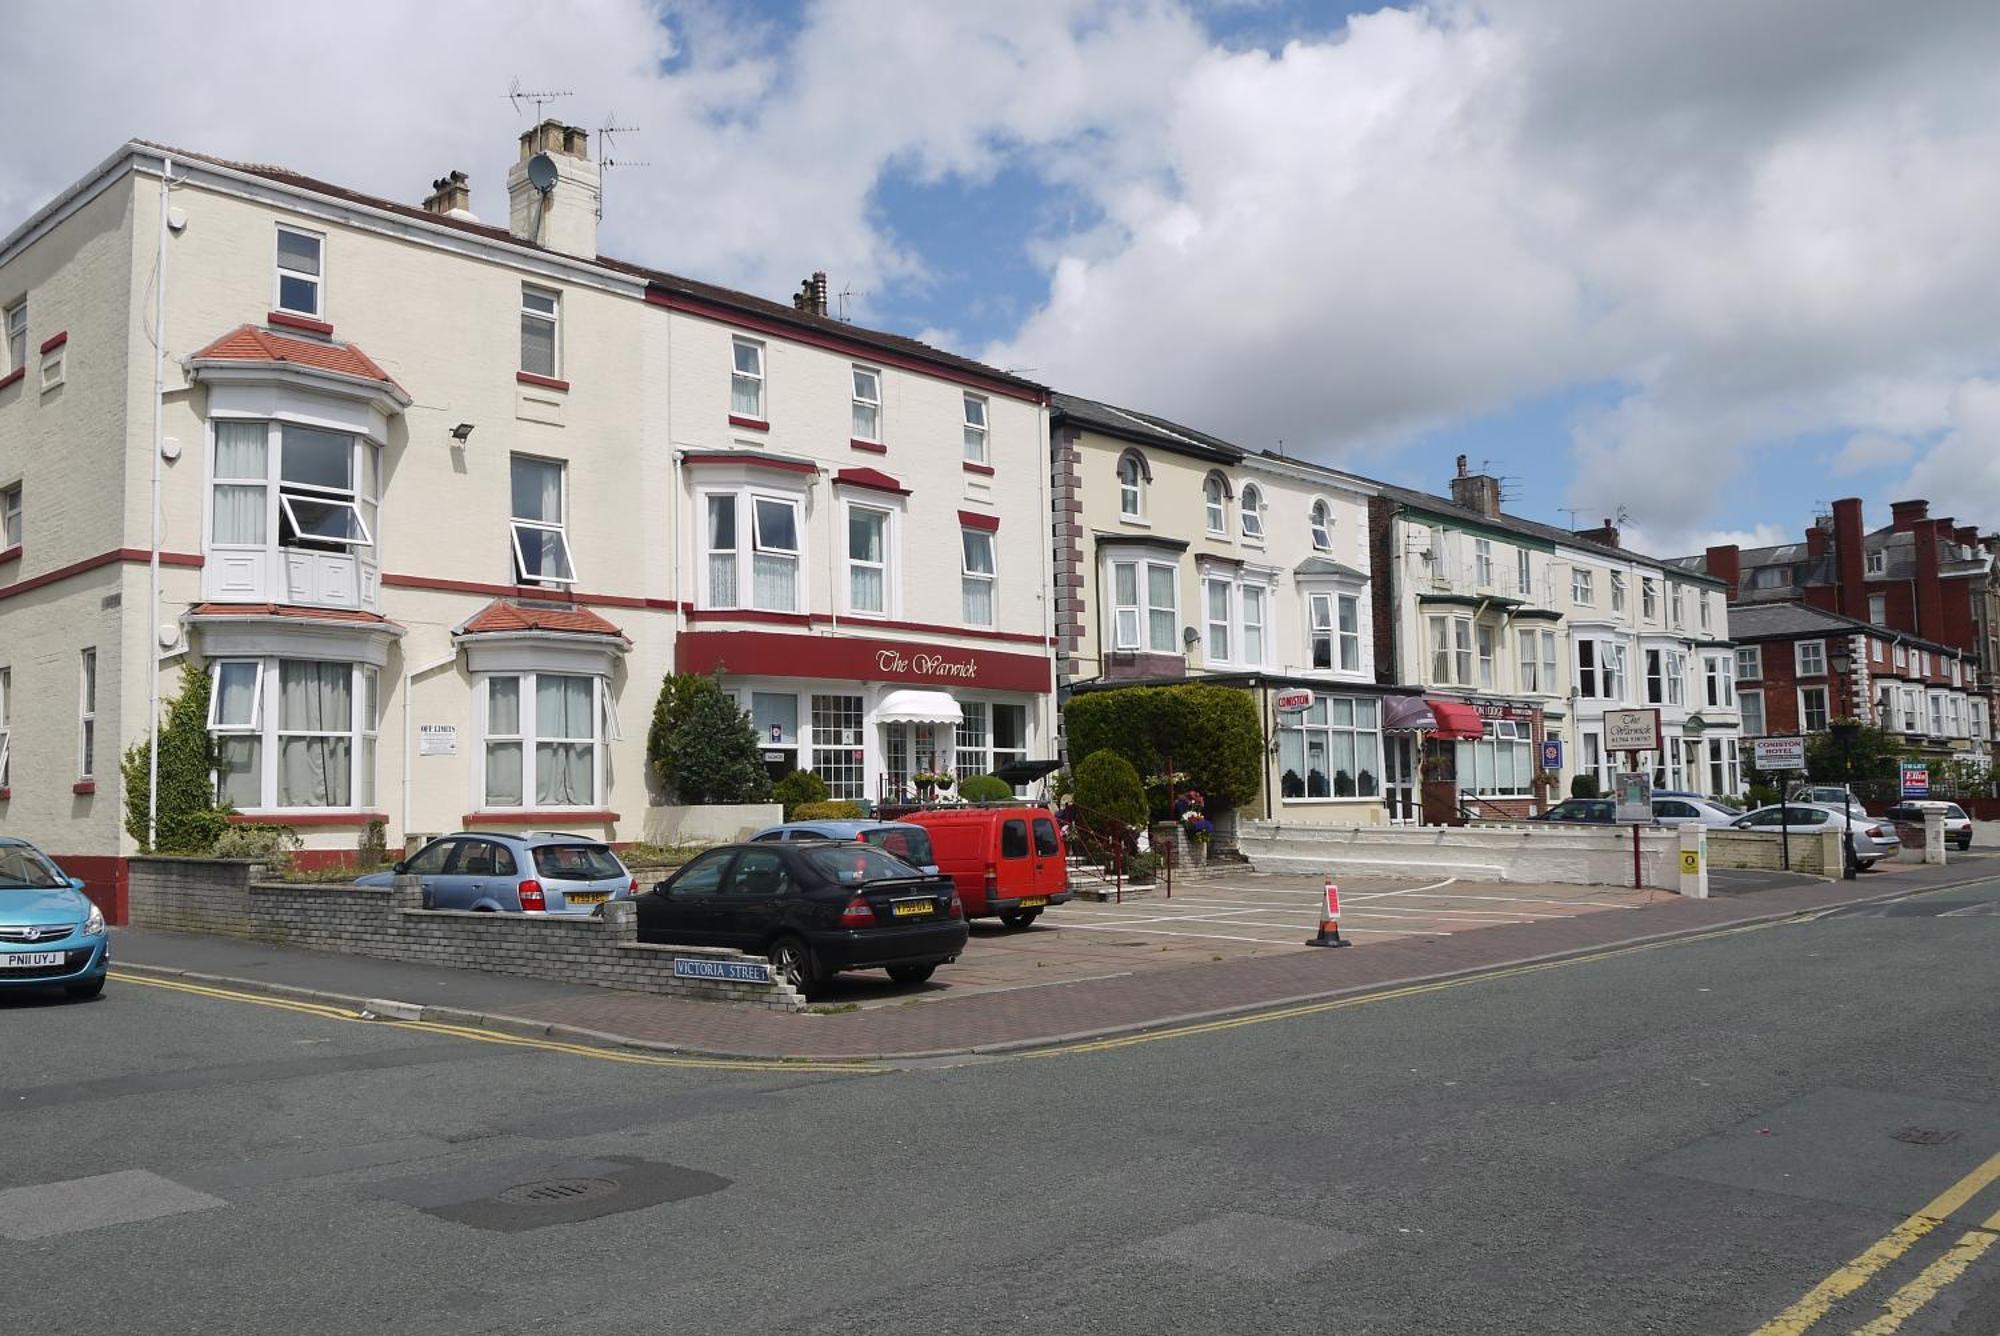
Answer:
[[1309, 499, 1333, 551], [1117, 452, 1147, 520], [1203, 474, 1227, 534], [1240, 483, 1264, 540]]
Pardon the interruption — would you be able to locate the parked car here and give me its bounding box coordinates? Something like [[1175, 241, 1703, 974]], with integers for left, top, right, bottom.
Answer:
[[748, 819, 940, 875], [1531, 798, 1616, 824], [620, 842, 968, 997], [900, 805, 1073, 927], [356, 832, 635, 913], [1651, 796, 1744, 828], [1883, 800, 1975, 851], [0, 837, 108, 1000], [1786, 786, 1872, 823], [1730, 803, 1902, 870]]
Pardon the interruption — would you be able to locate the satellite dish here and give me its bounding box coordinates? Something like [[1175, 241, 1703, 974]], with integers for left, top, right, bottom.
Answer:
[[525, 152, 560, 193]]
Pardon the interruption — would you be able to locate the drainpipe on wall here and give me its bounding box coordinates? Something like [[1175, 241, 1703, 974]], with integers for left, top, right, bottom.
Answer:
[[401, 651, 459, 848], [146, 155, 174, 850]]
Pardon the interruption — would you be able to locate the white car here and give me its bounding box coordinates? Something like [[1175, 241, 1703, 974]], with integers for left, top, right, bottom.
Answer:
[[1732, 802, 1902, 870], [1651, 796, 1743, 829], [1883, 801, 1974, 852]]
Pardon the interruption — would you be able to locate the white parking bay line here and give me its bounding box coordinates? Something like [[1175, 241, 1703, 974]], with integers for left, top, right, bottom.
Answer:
[[1051, 921, 1444, 943]]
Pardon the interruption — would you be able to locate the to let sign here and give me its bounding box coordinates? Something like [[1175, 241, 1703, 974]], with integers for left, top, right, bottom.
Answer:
[[1602, 708, 1662, 753], [1752, 737, 1807, 771], [1900, 763, 1930, 798]]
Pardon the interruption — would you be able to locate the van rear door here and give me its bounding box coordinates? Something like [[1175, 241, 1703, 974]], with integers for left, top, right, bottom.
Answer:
[[991, 815, 1034, 914], [1030, 814, 1066, 902]]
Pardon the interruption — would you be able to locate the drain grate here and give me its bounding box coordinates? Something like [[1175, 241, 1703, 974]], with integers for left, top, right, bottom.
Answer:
[[1891, 1126, 1961, 1146], [496, 1177, 622, 1205]]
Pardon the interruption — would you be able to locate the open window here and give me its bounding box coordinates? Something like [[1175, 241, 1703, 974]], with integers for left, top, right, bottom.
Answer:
[[1309, 499, 1332, 551], [278, 424, 373, 549], [510, 454, 576, 585], [752, 496, 801, 611], [1239, 484, 1264, 540]]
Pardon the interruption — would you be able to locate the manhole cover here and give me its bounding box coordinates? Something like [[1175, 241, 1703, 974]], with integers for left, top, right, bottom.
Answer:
[[1891, 1126, 1962, 1146], [496, 1177, 621, 1205]]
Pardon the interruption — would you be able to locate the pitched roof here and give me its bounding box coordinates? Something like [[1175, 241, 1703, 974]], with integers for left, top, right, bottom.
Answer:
[[186, 602, 402, 628], [140, 142, 1040, 399], [1050, 392, 1245, 464], [1726, 600, 1969, 657], [1295, 555, 1369, 580], [189, 324, 407, 398], [457, 599, 626, 639]]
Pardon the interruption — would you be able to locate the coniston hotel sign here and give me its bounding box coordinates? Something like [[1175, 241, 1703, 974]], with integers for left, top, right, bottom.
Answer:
[[677, 630, 1049, 693]]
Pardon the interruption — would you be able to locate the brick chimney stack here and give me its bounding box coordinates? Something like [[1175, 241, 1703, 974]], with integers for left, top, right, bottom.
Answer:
[[1831, 497, 1867, 620], [791, 271, 830, 317], [1890, 499, 1930, 532], [1575, 517, 1621, 548], [420, 170, 474, 219], [1705, 544, 1741, 600], [1448, 454, 1502, 518], [1914, 516, 1943, 637], [1806, 522, 1829, 560]]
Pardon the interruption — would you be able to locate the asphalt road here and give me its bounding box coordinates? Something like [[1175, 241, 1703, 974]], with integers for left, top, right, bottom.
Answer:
[[6, 873, 1999, 1335]]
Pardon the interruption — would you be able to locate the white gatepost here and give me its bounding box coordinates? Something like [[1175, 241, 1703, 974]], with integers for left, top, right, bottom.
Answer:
[[1923, 810, 1948, 865], [1677, 822, 1709, 898]]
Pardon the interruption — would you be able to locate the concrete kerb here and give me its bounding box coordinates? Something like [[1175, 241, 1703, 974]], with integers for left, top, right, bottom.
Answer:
[[107, 868, 1995, 1063]]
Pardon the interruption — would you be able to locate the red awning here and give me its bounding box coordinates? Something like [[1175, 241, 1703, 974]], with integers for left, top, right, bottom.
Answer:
[[1425, 698, 1486, 740]]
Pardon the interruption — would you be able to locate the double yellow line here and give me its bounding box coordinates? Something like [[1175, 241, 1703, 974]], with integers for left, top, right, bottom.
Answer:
[[111, 971, 887, 1076], [1754, 1149, 2000, 1335]]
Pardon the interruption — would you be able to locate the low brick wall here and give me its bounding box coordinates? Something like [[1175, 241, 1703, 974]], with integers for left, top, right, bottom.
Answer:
[[125, 859, 801, 1009], [127, 857, 270, 937], [1706, 829, 1845, 877], [1239, 820, 1681, 888]]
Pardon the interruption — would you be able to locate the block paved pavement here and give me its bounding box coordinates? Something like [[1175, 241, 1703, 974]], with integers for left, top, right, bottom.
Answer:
[[104, 854, 1998, 1061]]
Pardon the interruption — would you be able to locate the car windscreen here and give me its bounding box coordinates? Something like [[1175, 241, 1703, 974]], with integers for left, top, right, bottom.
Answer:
[[861, 826, 934, 868], [0, 846, 67, 889], [532, 844, 625, 881], [804, 844, 929, 885], [1944, 805, 1968, 820]]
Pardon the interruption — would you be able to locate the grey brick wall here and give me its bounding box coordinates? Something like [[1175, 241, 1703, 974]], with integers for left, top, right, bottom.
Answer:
[[126, 860, 802, 1010]]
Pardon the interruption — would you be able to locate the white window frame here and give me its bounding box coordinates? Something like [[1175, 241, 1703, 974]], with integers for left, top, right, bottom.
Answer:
[[1309, 593, 1335, 671], [731, 337, 765, 419], [509, 454, 576, 586], [1572, 568, 1594, 605], [1704, 654, 1734, 708], [960, 526, 996, 628], [1902, 687, 1920, 732], [1737, 644, 1762, 680], [78, 647, 97, 779], [521, 284, 560, 378], [750, 494, 802, 613], [1739, 688, 1765, 737], [1241, 583, 1266, 668], [209, 420, 380, 563], [848, 366, 882, 443], [0, 481, 19, 550], [1428, 614, 1473, 686], [1338, 593, 1362, 673], [203, 658, 377, 811], [1117, 454, 1145, 521], [1795, 640, 1827, 677], [274, 225, 324, 318], [1517, 548, 1533, 598], [1205, 577, 1233, 664], [1699, 592, 1712, 632], [1799, 685, 1830, 733], [702, 493, 739, 609], [844, 501, 893, 617], [1457, 719, 1534, 798], [1474, 538, 1493, 587], [1476, 622, 1496, 688], [962, 393, 988, 464], [1309, 500, 1333, 552], [1517, 629, 1539, 692], [1610, 571, 1627, 613], [1110, 558, 1178, 653], [1642, 577, 1658, 619], [477, 671, 607, 811], [1671, 584, 1685, 627], [1204, 475, 1227, 535], [3, 298, 23, 373], [1866, 549, 1886, 576], [1239, 484, 1264, 541]]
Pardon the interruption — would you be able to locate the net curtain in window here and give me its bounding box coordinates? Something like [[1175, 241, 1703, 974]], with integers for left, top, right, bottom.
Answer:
[[278, 661, 351, 807], [536, 675, 596, 806]]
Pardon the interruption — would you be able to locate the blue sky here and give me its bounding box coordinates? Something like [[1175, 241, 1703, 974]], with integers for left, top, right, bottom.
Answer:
[[13, 0, 2000, 554]]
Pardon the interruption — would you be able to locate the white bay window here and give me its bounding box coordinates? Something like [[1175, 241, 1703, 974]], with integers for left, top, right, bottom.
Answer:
[[207, 419, 380, 610], [1110, 558, 1177, 653], [209, 658, 377, 810], [702, 489, 806, 613], [480, 672, 608, 809]]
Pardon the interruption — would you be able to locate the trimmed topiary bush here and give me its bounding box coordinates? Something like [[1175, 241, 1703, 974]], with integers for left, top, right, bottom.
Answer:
[[956, 774, 1013, 803], [1073, 749, 1146, 830], [1064, 684, 1262, 812], [1570, 773, 1602, 799], [772, 769, 830, 819], [792, 800, 865, 821], [646, 672, 771, 805]]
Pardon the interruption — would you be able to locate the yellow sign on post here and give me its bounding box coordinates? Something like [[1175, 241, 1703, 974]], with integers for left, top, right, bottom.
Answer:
[[1680, 849, 1701, 875]]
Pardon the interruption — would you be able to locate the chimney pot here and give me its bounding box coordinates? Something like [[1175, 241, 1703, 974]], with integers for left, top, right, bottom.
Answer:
[[421, 169, 474, 218], [1455, 454, 1468, 478]]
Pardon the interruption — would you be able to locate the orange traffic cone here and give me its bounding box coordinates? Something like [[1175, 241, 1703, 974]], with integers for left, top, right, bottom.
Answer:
[[1307, 878, 1349, 948]]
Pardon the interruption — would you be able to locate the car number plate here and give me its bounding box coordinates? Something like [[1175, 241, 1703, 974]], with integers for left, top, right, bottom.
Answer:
[[892, 900, 933, 918], [565, 892, 609, 905], [1, 952, 65, 968], [1019, 897, 1048, 908]]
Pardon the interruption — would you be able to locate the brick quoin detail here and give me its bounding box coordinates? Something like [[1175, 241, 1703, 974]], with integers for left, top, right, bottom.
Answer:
[[1049, 428, 1086, 689]]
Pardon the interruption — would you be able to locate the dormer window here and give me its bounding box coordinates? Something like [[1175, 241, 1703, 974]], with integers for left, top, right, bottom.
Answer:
[[1865, 549, 1886, 576], [1240, 484, 1264, 540], [1310, 500, 1333, 551]]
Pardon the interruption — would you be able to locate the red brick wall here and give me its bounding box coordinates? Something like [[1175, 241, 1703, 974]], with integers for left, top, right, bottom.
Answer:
[[1367, 496, 1398, 685], [53, 855, 129, 925]]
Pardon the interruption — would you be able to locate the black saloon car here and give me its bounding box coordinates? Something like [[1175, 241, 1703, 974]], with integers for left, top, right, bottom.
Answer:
[[622, 842, 969, 997]]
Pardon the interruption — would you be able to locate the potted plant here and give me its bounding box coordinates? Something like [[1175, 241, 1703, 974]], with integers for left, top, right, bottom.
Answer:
[[1180, 810, 1214, 865], [912, 769, 953, 799]]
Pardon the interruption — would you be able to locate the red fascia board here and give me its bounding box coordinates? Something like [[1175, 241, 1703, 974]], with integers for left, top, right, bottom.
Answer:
[[39, 330, 69, 355], [516, 371, 570, 391], [463, 809, 620, 826], [850, 438, 887, 454], [963, 461, 996, 476], [646, 286, 1045, 405], [227, 810, 390, 827], [681, 452, 817, 476], [677, 629, 1051, 693], [266, 311, 333, 337], [681, 608, 1049, 646], [683, 608, 815, 627], [832, 467, 909, 496], [0, 548, 203, 602], [727, 414, 770, 432], [957, 510, 1000, 532]]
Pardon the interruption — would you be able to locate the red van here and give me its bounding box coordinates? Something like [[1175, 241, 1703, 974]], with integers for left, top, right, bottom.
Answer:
[[900, 806, 1072, 928]]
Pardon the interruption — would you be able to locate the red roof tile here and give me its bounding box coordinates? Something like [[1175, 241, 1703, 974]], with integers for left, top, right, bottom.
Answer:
[[187, 602, 401, 628], [459, 599, 625, 639], [190, 325, 407, 397]]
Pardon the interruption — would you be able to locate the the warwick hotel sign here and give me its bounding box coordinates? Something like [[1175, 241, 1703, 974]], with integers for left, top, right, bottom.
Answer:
[[676, 629, 1050, 693]]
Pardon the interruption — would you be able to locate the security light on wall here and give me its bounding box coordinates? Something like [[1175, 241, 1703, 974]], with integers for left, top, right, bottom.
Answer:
[[450, 423, 475, 443]]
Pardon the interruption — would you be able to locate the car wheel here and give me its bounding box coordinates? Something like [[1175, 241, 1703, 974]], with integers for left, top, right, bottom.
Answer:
[[769, 936, 823, 999], [1857, 859, 1876, 872], [66, 978, 104, 1001], [1958, 838, 1972, 851], [999, 909, 1042, 929], [886, 963, 936, 986]]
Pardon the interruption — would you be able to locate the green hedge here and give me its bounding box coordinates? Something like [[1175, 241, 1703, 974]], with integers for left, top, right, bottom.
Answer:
[[792, 800, 865, 821], [956, 774, 1013, 802], [1073, 749, 1145, 829], [1064, 683, 1263, 811], [772, 769, 829, 819]]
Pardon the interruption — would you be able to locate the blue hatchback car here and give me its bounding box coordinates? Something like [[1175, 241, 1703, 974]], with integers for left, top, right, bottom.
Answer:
[[355, 831, 635, 913], [0, 837, 109, 1000]]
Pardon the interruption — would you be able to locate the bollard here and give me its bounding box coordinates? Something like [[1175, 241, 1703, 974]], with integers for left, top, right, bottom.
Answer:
[[1923, 810, 1948, 866], [1676, 822, 1709, 899], [1307, 878, 1349, 948]]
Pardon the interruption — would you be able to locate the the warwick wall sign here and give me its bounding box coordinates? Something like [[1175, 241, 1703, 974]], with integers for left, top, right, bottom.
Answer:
[[875, 648, 979, 681]]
